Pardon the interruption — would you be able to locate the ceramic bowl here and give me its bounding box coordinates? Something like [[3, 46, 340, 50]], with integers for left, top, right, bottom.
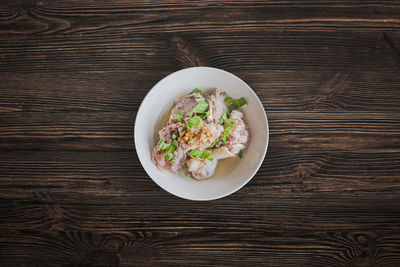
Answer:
[[134, 67, 268, 200]]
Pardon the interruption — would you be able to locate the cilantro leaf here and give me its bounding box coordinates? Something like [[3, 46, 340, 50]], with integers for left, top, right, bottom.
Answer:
[[173, 110, 183, 122], [186, 115, 202, 129], [189, 149, 213, 161], [162, 145, 175, 156], [192, 88, 203, 94], [158, 139, 169, 150], [192, 99, 209, 114], [166, 154, 176, 163], [158, 139, 179, 157]]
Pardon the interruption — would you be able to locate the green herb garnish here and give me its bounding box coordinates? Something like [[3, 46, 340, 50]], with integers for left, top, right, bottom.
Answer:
[[158, 139, 179, 157], [225, 97, 234, 110], [215, 111, 228, 124], [221, 111, 228, 121], [221, 119, 233, 143], [238, 150, 243, 159], [209, 138, 220, 148], [225, 96, 248, 113], [171, 140, 179, 147], [172, 132, 177, 140], [200, 109, 211, 120], [166, 154, 176, 163], [192, 99, 209, 114], [174, 110, 183, 122], [158, 139, 169, 150], [192, 88, 203, 95], [234, 97, 248, 108], [162, 145, 175, 156], [186, 115, 202, 129], [189, 149, 213, 161]]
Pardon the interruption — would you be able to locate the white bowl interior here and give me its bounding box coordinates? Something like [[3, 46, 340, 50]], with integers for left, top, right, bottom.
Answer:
[[134, 67, 268, 200]]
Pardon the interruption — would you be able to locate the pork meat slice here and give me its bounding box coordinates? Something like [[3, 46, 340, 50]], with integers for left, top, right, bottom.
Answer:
[[204, 89, 226, 122], [186, 157, 218, 180], [227, 110, 249, 153], [158, 122, 184, 143], [152, 145, 187, 173], [169, 93, 203, 123], [185, 122, 224, 150]]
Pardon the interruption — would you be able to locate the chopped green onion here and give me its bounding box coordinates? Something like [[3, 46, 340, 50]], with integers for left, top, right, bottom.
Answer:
[[162, 145, 175, 156], [209, 138, 220, 148], [171, 140, 179, 148], [225, 96, 248, 113], [216, 111, 228, 124], [157, 139, 164, 149], [192, 99, 209, 114], [234, 97, 248, 107], [158, 139, 169, 150], [159, 139, 179, 157], [225, 97, 234, 109], [222, 111, 228, 120], [192, 88, 202, 94], [221, 111, 228, 122], [173, 110, 183, 122], [186, 115, 202, 129], [204, 151, 214, 161], [189, 149, 202, 158], [221, 119, 233, 143], [200, 109, 211, 120], [166, 154, 176, 163], [238, 150, 243, 159], [189, 149, 213, 161]]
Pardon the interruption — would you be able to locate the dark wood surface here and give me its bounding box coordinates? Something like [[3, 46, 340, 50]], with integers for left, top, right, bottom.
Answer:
[[1, 1, 400, 266]]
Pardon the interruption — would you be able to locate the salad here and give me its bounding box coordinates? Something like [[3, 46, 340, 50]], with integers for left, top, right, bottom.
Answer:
[[152, 88, 249, 180]]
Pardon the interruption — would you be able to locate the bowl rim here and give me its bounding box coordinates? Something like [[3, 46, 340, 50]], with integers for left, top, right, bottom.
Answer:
[[134, 66, 269, 201]]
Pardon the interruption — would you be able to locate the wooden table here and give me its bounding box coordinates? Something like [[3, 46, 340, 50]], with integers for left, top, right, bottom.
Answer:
[[1, 1, 400, 266]]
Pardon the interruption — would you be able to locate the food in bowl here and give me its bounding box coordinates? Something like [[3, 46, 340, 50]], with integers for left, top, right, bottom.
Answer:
[[135, 67, 268, 200], [152, 88, 249, 180]]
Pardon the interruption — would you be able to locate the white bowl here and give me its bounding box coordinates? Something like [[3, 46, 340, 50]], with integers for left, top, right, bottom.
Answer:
[[134, 67, 269, 201]]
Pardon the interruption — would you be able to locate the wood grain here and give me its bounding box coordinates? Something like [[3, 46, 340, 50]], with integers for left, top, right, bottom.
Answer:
[[1, 32, 400, 73], [0, 150, 400, 197], [1, 0, 400, 266], [1, 0, 400, 36]]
